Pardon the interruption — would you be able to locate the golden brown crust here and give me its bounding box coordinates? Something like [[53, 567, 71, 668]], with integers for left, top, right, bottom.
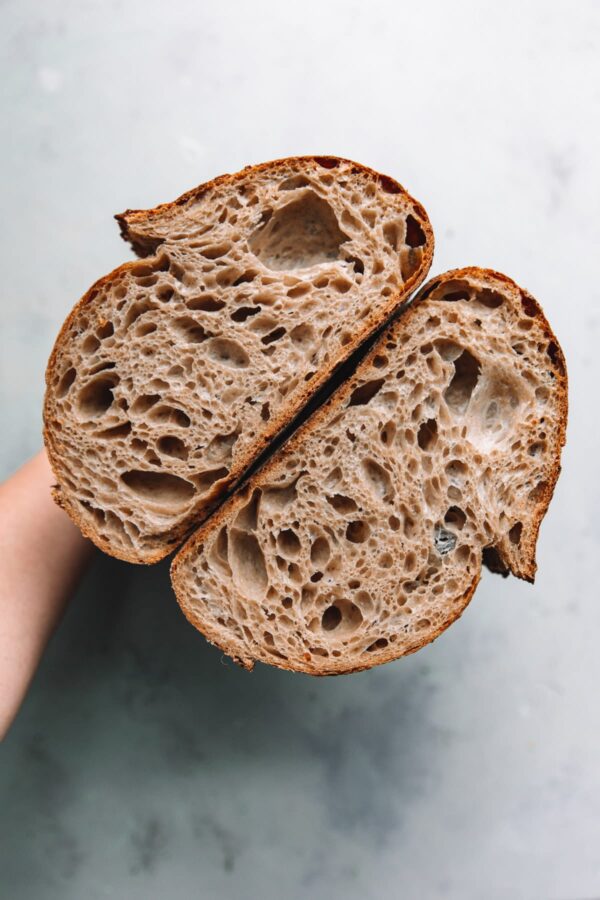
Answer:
[[171, 266, 568, 675], [43, 155, 434, 564]]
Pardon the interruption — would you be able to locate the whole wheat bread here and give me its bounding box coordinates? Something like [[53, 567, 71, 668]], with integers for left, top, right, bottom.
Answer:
[[171, 268, 567, 675], [44, 156, 433, 563]]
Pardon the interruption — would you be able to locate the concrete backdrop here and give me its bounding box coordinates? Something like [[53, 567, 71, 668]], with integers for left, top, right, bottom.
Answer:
[[1, 1, 599, 897]]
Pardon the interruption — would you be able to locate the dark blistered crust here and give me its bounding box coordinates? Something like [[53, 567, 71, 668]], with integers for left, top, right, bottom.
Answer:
[[43, 155, 434, 564], [171, 266, 568, 675]]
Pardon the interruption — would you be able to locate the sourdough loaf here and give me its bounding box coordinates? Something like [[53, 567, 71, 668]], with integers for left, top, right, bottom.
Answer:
[[171, 268, 567, 675], [44, 157, 433, 562]]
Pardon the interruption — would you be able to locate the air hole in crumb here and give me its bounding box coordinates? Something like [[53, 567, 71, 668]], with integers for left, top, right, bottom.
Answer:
[[476, 288, 503, 309], [136, 321, 157, 337], [383, 221, 400, 250], [521, 295, 537, 317], [262, 326, 286, 345], [345, 255, 365, 275], [547, 341, 562, 369], [57, 367, 77, 397], [321, 607, 341, 630], [82, 335, 100, 355], [207, 337, 250, 368], [482, 546, 509, 576], [157, 435, 188, 460], [185, 295, 226, 312], [130, 261, 156, 277], [331, 277, 352, 294], [446, 459, 468, 481], [229, 528, 267, 601], [417, 418, 438, 450], [509, 522, 523, 545], [361, 458, 393, 501], [324, 466, 342, 489], [435, 339, 462, 361], [444, 506, 466, 530], [199, 243, 231, 260], [380, 420, 396, 446], [405, 214, 426, 247], [379, 175, 401, 194], [445, 349, 481, 414], [193, 467, 229, 494], [235, 488, 262, 531], [232, 270, 258, 287], [249, 314, 278, 335], [231, 305, 261, 322], [131, 394, 160, 415], [326, 494, 357, 515], [121, 470, 195, 506], [97, 422, 131, 439], [124, 301, 156, 329], [314, 157, 339, 169], [310, 536, 330, 567], [262, 477, 300, 511], [443, 289, 470, 302], [215, 267, 240, 288], [248, 191, 349, 271], [148, 405, 191, 428], [88, 360, 117, 376], [290, 322, 315, 349], [288, 562, 302, 583], [282, 596, 293, 609], [346, 520, 370, 543], [277, 529, 301, 558], [366, 637, 388, 652], [287, 283, 311, 299], [321, 599, 363, 634], [528, 441, 546, 457], [97, 321, 114, 340], [156, 285, 175, 302], [348, 378, 385, 407], [279, 174, 312, 191], [173, 317, 211, 344], [77, 374, 119, 418]]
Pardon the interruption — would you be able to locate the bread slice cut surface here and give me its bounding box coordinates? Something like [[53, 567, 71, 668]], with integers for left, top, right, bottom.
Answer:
[[44, 156, 433, 562], [171, 268, 567, 675]]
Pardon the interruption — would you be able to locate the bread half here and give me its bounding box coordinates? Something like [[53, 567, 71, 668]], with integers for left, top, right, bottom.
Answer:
[[171, 268, 567, 675], [43, 157, 433, 562]]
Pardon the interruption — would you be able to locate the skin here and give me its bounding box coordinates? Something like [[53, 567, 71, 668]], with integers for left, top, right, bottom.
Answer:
[[0, 450, 92, 740]]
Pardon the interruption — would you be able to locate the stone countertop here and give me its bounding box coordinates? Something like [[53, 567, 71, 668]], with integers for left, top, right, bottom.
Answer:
[[1, 2, 599, 897]]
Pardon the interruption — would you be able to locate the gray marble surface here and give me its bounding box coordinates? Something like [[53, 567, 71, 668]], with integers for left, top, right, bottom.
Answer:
[[1, 1, 599, 897]]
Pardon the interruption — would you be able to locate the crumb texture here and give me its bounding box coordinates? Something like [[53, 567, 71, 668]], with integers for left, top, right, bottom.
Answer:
[[44, 157, 432, 561], [173, 269, 567, 675]]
